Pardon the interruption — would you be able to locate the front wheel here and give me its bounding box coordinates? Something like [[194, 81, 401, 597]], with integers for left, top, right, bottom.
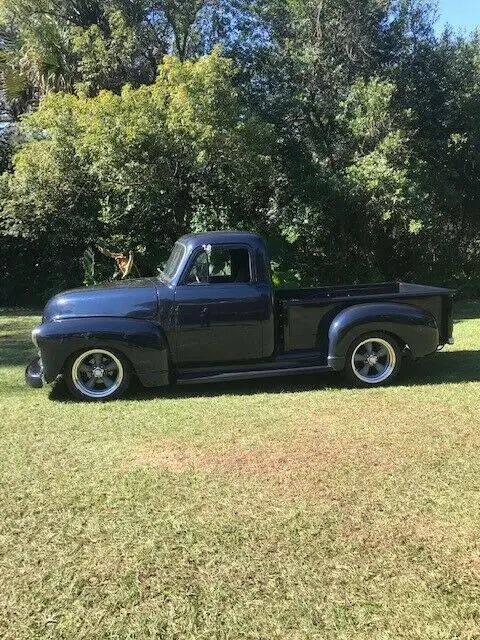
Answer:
[[64, 348, 131, 401], [343, 333, 401, 387]]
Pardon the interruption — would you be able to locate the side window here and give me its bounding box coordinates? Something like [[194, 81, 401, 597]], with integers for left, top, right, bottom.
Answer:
[[185, 250, 210, 284], [185, 246, 251, 284], [209, 248, 232, 278]]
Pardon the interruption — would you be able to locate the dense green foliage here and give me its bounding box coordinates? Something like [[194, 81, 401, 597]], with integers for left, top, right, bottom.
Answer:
[[1, 0, 480, 303]]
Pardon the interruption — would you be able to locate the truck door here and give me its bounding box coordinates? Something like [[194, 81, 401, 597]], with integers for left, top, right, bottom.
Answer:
[[174, 244, 272, 365]]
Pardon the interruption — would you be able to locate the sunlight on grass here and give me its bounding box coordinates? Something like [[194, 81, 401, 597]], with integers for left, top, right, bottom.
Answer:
[[0, 303, 479, 639]]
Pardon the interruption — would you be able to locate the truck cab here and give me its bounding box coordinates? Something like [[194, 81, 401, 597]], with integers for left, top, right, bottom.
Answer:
[[26, 231, 455, 400], [162, 232, 275, 365]]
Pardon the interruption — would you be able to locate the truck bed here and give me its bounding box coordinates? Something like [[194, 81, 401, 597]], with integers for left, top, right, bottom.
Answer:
[[274, 282, 454, 354], [275, 281, 452, 303]]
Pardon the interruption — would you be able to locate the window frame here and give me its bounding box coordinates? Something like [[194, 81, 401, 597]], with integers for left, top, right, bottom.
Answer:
[[179, 243, 255, 286]]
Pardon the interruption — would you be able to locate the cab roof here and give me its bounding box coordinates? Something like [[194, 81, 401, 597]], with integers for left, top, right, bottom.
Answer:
[[178, 231, 265, 249]]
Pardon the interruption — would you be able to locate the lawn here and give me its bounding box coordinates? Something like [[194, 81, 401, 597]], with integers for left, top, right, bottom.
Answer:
[[1, 304, 480, 640]]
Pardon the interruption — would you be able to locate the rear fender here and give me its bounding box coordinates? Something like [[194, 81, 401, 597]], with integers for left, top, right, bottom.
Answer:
[[35, 317, 170, 387], [327, 302, 439, 371]]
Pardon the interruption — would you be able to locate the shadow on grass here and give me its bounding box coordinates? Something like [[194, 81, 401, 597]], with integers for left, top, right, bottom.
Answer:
[[0, 335, 36, 366], [0, 308, 42, 318], [47, 349, 480, 403], [454, 300, 480, 321], [0, 320, 39, 333]]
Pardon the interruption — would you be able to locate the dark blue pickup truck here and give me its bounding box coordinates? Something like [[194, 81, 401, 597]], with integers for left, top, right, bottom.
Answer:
[[26, 231, 455, 400]]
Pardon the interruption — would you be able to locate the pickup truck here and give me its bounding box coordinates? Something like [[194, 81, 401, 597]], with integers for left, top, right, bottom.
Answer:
[[26, 231, 455, 401]]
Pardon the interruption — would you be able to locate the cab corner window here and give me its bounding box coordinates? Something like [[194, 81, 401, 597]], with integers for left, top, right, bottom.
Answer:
[[185, 247, 251, 284]]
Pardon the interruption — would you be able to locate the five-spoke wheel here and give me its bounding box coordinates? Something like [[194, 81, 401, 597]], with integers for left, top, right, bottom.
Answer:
[[344, 333, 401, 387], [65, 348, 131, 401]]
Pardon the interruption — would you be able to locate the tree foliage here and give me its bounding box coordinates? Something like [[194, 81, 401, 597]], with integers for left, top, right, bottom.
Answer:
[[1, 0, 480, 304], [0, 47, 273, 294]]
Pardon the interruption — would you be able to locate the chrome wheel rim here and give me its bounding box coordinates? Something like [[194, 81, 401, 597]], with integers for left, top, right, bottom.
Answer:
[[72, 349, 123, 399], [351, 338, 396, 384]]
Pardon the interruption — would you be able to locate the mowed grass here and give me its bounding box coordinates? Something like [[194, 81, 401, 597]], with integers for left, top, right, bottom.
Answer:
[[1, 304, 480, 640]]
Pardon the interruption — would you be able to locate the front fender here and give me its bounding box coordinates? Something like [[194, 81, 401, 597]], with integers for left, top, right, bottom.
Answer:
[[34, 317, 170, 387], [327, 303, 439, 371]]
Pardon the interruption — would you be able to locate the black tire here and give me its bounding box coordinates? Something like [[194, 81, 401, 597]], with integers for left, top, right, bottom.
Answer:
[[343, 332, 401, 388], [64, 347, 131, 401]]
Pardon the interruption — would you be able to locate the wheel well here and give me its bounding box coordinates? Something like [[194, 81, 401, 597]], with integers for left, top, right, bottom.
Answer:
[[356, 330, 405, 347], [344, 330, 406, 358], [382, 331, 406, 351]]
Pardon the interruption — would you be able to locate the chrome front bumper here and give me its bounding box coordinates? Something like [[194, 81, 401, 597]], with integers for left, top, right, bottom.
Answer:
[[25, 356, 44, 389]]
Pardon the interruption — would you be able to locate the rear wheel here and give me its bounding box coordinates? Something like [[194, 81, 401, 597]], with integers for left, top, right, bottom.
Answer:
[[65, 348, 131, 401], [343, 333, 401, 387]]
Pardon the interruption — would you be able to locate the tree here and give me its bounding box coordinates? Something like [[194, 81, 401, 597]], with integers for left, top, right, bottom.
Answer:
[[0, 0, 262, 113], [386, 28, 480, 285], [2, 0, 480, 303], [0, 48, 274, 300]]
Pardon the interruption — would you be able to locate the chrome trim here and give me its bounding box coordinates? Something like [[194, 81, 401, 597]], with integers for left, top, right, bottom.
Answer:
[[31, 327, 41, 348]]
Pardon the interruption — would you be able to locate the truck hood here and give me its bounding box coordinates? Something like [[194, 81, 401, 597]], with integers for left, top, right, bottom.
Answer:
[[42, 277, 163, 323]]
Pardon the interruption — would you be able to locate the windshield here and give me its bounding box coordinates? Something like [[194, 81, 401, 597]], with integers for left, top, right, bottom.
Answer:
[[159, 242, 186, 282]]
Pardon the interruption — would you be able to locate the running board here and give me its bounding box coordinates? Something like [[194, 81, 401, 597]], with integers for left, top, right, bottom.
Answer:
[[176, 365, 331, 385]]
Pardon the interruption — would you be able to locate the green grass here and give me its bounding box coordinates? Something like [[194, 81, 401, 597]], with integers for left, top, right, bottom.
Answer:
[[1, 302, 480, 639]]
